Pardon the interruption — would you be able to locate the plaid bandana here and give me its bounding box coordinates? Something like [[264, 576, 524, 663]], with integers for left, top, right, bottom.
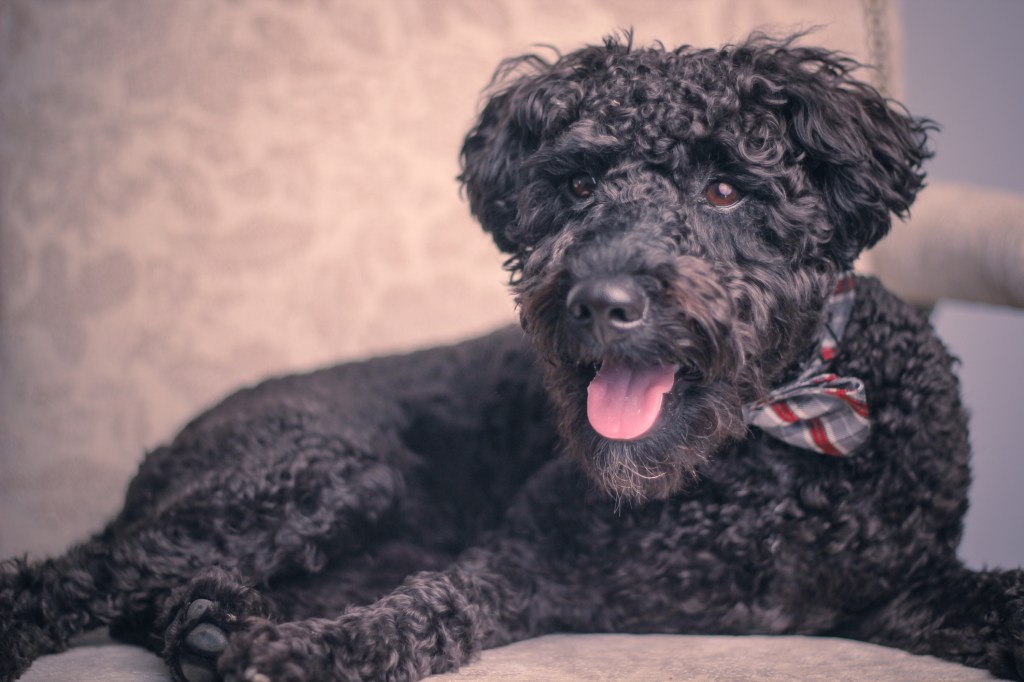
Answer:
[[743, 273, 870, 456]]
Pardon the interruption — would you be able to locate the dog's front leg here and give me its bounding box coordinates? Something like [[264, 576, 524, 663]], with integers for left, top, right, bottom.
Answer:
[[203, 457, 585, 682], [208, 539, 554, 682], [843, 563, 1024, 679], [0, 540, 127, 681]]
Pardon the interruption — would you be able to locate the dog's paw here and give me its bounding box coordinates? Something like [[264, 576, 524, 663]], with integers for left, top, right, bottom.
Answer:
[[161, 571, 271, 682], [0, 560, 60, 681], [1003, 596, 1024, 680], [171, 598, 231, 682], [0, 621, 54, 682], [218, 620, 333, 682]]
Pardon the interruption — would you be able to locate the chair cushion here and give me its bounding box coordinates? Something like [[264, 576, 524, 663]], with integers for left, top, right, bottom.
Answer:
[[20, 633, 996, 681]]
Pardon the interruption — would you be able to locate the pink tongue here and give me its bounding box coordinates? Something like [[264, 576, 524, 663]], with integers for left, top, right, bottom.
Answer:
[[586, 359, 677, 440]]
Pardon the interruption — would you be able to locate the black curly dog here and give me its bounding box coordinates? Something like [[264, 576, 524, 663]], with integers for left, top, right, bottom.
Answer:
[[3, 34, 1023, 681]]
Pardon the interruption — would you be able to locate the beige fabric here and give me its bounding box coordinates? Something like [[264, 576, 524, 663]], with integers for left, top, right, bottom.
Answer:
[[864, 181, 1024, 307], [0, 0, 886, 559], [20, 633, 995, 681], [437, 633, 997, 681]]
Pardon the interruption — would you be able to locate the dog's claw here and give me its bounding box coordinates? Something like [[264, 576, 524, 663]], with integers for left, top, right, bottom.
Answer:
[[186, 598, 214, 622], [244, 667, 271, 682]]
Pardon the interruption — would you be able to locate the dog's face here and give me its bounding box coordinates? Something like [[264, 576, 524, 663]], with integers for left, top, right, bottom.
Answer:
[[460, 35, 930, 502]]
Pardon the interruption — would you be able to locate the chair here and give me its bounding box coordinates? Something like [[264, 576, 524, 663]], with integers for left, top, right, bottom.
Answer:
[[2, 0, 1017, 679]]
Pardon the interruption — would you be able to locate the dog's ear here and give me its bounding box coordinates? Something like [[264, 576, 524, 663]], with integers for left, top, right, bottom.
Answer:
[[459, 54, 587, 253], [764, 42, 933, 266]]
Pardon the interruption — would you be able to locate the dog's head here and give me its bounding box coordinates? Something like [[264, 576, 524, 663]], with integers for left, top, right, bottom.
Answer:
[[460, 34, 931, 502]]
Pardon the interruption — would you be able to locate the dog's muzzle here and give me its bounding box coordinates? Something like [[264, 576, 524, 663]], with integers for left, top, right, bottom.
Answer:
[[564, 274, 682, 442]]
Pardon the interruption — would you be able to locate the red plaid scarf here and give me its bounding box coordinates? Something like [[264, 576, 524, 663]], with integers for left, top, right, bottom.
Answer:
[[743, 273, 870, 456]]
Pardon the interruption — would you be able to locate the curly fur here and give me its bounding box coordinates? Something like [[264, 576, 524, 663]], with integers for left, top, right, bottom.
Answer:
[[2, 33, 1022, 682]]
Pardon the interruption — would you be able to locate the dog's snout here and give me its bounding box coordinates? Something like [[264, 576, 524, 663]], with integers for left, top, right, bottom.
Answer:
[[567, 276, 648, 342]]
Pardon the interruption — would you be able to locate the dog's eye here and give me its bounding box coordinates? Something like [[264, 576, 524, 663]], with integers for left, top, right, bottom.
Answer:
[[568, 173, 597, 199], [704, 181, 742, 208]]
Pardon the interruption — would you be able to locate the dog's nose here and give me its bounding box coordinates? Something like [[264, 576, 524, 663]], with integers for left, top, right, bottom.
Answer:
[[567, 276, 648, 342]]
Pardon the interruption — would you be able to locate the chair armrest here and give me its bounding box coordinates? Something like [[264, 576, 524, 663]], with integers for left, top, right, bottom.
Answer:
[[862, 181, 1024, 308]]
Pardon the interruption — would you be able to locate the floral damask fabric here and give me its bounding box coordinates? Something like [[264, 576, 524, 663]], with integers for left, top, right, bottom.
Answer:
[[0, 0, 882, 558]]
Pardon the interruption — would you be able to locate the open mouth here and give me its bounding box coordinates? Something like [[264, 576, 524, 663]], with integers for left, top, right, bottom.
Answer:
[[584, 358, 696, 441]]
